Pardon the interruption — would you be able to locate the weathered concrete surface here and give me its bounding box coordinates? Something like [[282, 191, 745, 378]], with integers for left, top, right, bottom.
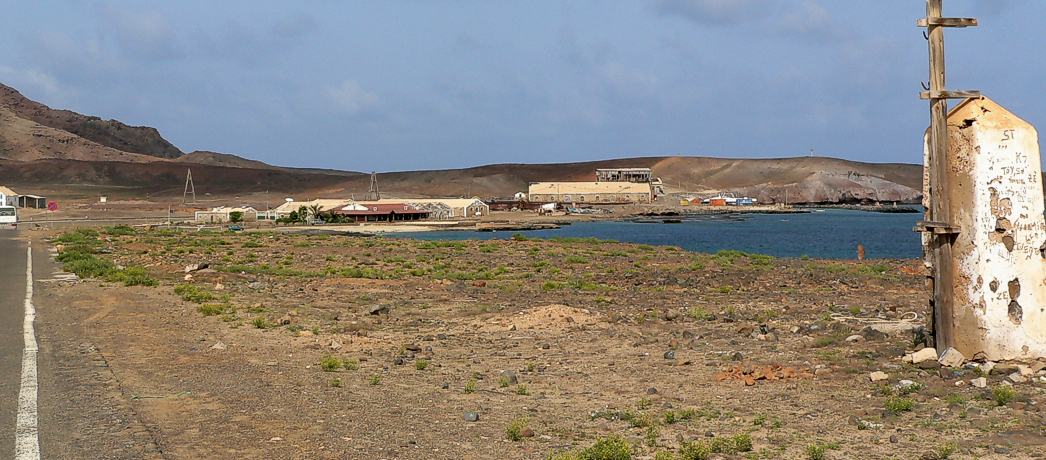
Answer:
[[925, 97, 1046, 360]]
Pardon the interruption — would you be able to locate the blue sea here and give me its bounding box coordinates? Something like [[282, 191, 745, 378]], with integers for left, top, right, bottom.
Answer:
[[388, 209, 924, 260]]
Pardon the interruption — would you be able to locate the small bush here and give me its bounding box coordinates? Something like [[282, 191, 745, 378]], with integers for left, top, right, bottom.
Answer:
[[515, 384, 529, 395], [197, 304, 226, 316], [549, 435, 633, 460], [415, 359, 429, 370], [343, 358, 359, 371], [885, 396, 914, 413], [464, 380, 476, 394], [250, 317, 272, 329], [106, 267, 158, 286], [330, 377, 341, 387], [505, 416, 528, 441], [320, 354, 342, 371], [174, 284, 215, 303], [806, 444, 828, 460], [369, 374, 381, 385], [993, 385, 1017, 406], [564, 255, 589, 264], [934, 443, 957, 459]]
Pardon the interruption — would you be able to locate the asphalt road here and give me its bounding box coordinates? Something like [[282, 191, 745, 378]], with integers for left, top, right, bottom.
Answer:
[[0, 230, 28, 458]]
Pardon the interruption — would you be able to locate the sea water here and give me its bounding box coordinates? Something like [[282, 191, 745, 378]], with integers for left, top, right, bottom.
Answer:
[[389, 209, 924, 260]]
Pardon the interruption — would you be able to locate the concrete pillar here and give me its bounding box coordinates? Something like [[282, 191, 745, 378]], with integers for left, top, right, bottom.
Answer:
[[928, 96, 1046, 360]]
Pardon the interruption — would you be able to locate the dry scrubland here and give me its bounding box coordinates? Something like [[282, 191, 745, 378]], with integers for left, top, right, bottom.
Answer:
[[48, 226, 1046, 459]]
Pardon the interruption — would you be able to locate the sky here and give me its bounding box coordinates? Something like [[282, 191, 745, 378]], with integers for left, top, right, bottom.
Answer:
[[0, 1, 1043, 172]]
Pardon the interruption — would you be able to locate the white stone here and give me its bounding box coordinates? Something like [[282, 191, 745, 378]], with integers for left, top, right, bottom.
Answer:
[[1018, 365, 1033, 376], [955, 381, 964, 386], [980, 361, 996, 374], [910, 347, 938, 364], [928, 97, 1046, 361], [1008, 373, 1025, 383], [845, 335, 863, 343], [330, 340, 342, 350], [970, 377, 988, 388], [938, 347, 966, 368], [210, 342, 226, 350], [869, 371, 888, 382]]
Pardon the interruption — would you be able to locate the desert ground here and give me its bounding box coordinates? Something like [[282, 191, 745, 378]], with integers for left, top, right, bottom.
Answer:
[[11, 221, 1046, 460]]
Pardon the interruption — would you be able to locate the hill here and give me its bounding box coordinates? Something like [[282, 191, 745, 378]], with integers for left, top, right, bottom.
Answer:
[[0, 81, 922, 204], [0, 83, 183, 159]]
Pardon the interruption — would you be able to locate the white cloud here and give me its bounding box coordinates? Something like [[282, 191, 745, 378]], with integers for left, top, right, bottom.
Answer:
[[0, 66, 68, 99], [776, 1, 838, 42], [326, 80, 380, 115], [652, 0, 772, 25], [100, 5, 183, 61]]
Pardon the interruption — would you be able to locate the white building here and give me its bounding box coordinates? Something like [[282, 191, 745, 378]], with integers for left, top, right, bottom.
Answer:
[[405, 198, 490, 219], [195, 206, 259, 223], [528, 182, 652, 204], [0, 186, 17, 207]]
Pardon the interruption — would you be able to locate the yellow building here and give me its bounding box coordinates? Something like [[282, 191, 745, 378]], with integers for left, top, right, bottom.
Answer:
[[527, 182, 652, 204]]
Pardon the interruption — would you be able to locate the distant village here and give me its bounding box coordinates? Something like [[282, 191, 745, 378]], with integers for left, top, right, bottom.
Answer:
[[0, 167, 769, 226], [189, 167, 762, 225]]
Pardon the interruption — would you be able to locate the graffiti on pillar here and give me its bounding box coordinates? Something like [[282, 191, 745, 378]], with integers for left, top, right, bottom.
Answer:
[[932, 96, 1046, 360]]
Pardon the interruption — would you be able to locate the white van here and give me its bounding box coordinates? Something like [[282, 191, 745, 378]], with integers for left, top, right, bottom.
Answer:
[[0, 205, 17, 228]]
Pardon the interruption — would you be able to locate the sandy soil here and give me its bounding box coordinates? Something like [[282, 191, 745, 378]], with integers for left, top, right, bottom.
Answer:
[[38, 226, 1046, 459]]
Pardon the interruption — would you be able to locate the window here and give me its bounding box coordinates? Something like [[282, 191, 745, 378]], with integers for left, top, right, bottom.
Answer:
[[579, 195, 586, 202]]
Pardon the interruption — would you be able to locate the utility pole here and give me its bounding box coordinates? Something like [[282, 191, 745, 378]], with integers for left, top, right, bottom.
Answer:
[[916, 0, 978, 349]]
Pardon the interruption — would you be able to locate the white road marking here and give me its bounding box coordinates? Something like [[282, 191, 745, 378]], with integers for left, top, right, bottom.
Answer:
[[16, 242, 40, 460]]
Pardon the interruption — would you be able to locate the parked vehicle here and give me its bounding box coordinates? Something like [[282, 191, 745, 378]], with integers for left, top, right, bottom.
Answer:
[[0, 205, 16, 228]]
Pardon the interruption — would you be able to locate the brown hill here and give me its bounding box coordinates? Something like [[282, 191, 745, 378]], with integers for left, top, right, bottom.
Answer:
[[0, 81, 923, 204], [0, 83, 183, 159]]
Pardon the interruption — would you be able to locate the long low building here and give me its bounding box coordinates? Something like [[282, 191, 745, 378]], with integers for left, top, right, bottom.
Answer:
[[405, 198, 489, 219], [528, 182, 652, 204], [195, 206, 259, 223]]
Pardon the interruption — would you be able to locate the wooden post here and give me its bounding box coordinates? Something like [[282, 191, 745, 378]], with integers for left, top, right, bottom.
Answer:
[[917, 0, 977, 350]]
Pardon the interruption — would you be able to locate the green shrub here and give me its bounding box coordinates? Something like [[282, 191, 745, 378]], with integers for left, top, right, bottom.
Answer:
[[320, 354, 342, 371], [464, 380, 476, 394], [105, 267, 158, 286], [549, 435, 633, 460], [64, 257, 114, 279], [343, 358, 359, 371], [174, 284, 215, 303], [885, 396, 914, 413], [564, 255, 589, 264], [250, 317, 272, 329], [415, 359, 429, 370], [197, 304, 226, 316], [505, 416, 528, 441], [806, 444, 828, 460], [993, 385, 1017, 406]]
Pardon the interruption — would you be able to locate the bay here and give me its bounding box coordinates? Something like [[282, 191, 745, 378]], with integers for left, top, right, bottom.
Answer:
[[388, 209, 924, 260]]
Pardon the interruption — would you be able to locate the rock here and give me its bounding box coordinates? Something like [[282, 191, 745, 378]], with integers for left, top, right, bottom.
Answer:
[[501, 370, 518, 385], [368, 305, 389, 315], [860, 326, 889, 342], [681, 330, 695, 339], [405, 344, 422, 352], [668, 340, 679, 348], [937, 347, 966, 368], [980, 361, 996, 374], [993, 363, 1017, 375], [663, 350, 675, 360], [917, 360, 942, 370], [664, 310, 680, 321], [869, 371, 889, 382], [463, 412, 479, 422], [184, 264, 199, 273], [520, 427, 535, 437], [183, 274, 193, 282], [1018, 365, 1033, 377], [393, 358, 404, 366], [210, 342, 226, 350], [647, 387, 659, 395], [757, 333, 779, 342], [939, 368, 962, 380], [1031, 361, 1046, 373], [248, 282, 266, 290], [1008, 373, 1025, 383], [910, 347, 938, 364], [675, 359, 692, 366], [890, 435, 899, 443], [541, 343, 551, 350], [330, 340, 342, 350], [437, 334, 448, 340], [731, 352, 744, 362], [970, 377, 988, 388], [845, 334, 863, 343], [815, 368, 832, 377]]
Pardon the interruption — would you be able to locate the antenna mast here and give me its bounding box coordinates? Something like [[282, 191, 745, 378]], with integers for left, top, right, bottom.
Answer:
[[366, 171, 381, 201], [183, 169, 197, 205]]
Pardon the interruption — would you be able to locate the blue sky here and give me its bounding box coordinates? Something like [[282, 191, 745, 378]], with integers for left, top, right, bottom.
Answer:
[[0, 1, 1042, 172]]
